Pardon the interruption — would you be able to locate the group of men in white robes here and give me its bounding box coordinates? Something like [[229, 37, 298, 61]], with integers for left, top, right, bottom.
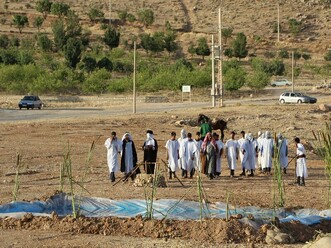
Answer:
[[105, 129, 308, 186]]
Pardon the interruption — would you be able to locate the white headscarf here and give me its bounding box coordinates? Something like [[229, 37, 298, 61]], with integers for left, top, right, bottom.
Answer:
[[145, 133, 155, 146], [122, 132, 133, 141], [265, 131, 271, 139], [180, 129, 187, 139], [258, 131, 262, 137]]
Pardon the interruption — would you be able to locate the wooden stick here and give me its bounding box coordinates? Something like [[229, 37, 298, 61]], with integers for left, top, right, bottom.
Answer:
[[161, 159, 184, 187], [113, 163, 143, 186]]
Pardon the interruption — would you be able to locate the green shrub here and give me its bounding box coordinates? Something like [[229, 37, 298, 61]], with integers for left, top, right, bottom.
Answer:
[[82, 68, 111, 94]]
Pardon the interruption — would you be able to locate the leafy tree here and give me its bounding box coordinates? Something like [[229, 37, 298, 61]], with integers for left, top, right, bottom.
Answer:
[[139, 33, 153, 53], [174, 58, 193, 71], [63, 38, 82, 68], [278, 48, 289, 59], [36, 33, 52, 51], [224, 48, 233, 58], [150, 32, 165, 53], [288, 18, 301, 37], [81, 56, 97, 73], [17, 50, 34, 65], [324, 50, 331, 61], [12, 15, 29, 34], [188, 43, 196, 57], [35, 0, 52, 19], [127, 13, 136, 22], [195, 37, 210, 60], [224, 67, 246, 91], [293, 51, 301, 66], [82, 68, 111, 94], [0, 35, 10, 49], [11, 37, 20, 47], [52, 20, 66, 50], [302, 53, 311, 60], [51, 2, 70, 18], [138, 8, 154, 27], [65, 11, 82, 39], [270, 59, 285, 76], [33, 16, 44, 32], [103, 26, 120, 50], [221, 27, 233, 45], [246, 71, 270, 90], [88, 7, 104, 23], [0, 50, 17, 65], [97, 57, 113, 71], [272, 21, 282, 33], [232, 32, 248, 60], [164, 22, 178, 56]]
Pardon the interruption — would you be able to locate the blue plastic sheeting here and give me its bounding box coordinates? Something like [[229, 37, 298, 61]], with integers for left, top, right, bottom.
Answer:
[[0, 193, 331, 226]]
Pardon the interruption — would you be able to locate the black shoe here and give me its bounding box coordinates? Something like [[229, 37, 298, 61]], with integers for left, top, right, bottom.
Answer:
[[296, 177, 300, 185], [248, 173, 254, 177], [110, 172, 115, 182], [169, 171, 173, 179], [283, 168, 287, 174]]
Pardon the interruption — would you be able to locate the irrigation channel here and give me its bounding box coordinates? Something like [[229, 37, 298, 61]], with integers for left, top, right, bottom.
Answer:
[[0, 193, 331, 229]]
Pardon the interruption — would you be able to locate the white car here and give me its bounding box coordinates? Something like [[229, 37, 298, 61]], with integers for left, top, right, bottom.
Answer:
[[279, 92, 317, 104], [271, 79, 292, 87]]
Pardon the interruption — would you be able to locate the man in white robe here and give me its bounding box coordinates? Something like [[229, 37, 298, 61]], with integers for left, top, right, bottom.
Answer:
[[241, 134, 255, 177], [277, 133, 288, 174], [295, 137, 308, 186], [261, 131, 274, 174], [214, 133, 224, 177], [184, 133, 198, 178], [238, 131, 246, 176], [165, 132, 179, 179], [225, 131, 239, 177], [256, 131, 263, 171], [104, 131, 122, 182], [194, 132, 202, 172], [178, 129, 188, 178]]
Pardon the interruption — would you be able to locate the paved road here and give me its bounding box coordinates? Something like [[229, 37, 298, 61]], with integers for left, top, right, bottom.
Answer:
[[0, 96, 282, 123]]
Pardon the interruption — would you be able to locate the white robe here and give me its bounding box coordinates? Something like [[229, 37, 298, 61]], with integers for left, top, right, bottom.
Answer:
[[296, 143, 308, 178], [257, 136, 263, 168], [184, 140, 198, 172], [123, 141, 134, 173], [225, 139, 239, 170], [215, 140, 224, 173], [104, 138, 122, 173], [178, 137, 188, 170], [261, 138, 274, 169], [194, 139, 202, 171], [278, 138, 288, 169], [241, 140, 255, 170], [238, 137, 245, 163], [166, 139, 179, 172]]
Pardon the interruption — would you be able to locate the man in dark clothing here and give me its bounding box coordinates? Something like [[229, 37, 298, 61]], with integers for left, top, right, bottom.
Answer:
[[121, 133, 139, 180], [142, 130, 158, 174]]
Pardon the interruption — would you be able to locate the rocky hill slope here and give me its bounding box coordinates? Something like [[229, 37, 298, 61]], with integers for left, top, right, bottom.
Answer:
[[0, 0, 330, 58]]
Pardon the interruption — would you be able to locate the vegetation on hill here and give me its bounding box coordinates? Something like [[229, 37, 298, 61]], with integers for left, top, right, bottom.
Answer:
[[0, 0, 330, 95]]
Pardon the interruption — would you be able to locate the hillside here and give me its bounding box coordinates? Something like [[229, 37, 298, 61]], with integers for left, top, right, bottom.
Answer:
[[0, 0, 330, 58]]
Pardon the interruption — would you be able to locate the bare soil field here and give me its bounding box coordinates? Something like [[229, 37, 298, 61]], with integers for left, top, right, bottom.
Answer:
[[0, 91, 331, 247]]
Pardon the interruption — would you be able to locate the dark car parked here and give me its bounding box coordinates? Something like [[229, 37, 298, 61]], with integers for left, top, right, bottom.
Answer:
[[18, 95, 43, 110]]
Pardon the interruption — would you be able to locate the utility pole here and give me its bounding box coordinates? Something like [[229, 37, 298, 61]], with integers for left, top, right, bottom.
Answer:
[[218, 7, 224, 107], [277, 3, 280, 42], [211, 35, 216, 107], [109, 0, 111, 25], [291, 51, 294, 93], [133, 41, 136, 113]]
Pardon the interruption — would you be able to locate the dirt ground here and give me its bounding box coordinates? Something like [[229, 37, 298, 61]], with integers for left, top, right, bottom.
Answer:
[[0, 91, 331, 247]]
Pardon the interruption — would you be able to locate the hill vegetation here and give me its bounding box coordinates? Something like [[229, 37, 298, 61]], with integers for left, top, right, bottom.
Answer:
[[0, 0, 330, 95]]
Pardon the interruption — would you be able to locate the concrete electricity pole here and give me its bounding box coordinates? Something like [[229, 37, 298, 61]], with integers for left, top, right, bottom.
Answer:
[[277, 3, 280, 42], [291, 51, 294, 93], [218, 7, 224, 107], [211, 35, 216, 107], [133, 41, 136, 113]]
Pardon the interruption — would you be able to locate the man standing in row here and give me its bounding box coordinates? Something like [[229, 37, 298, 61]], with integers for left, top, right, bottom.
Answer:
[[142, 130, 158, 174], [121, 132, 139, 180], [295, 137, 308, 186], [104, 131, 122, 182], [225, 131, 239, 177], [166, 132, 179, 179]]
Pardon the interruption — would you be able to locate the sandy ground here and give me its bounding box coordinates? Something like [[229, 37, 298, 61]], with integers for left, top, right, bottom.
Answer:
[[0, 91, 330, 247]]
